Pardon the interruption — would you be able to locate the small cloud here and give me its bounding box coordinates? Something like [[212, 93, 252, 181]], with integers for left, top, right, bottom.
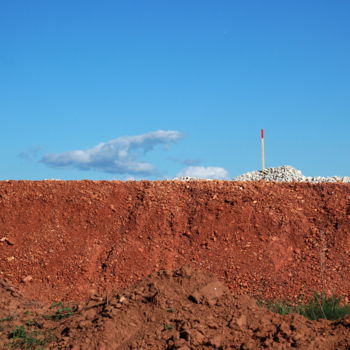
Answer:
[[177, 166, 229, 180], [168, 157, 201, 166], [18, 152, 31, 160], [41, 130, 183, 176], [183, 159, 201, 166], [18, 146, 43, 161]]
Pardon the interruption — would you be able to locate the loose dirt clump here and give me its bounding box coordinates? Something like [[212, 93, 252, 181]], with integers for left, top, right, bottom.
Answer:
[[1, 267, 350, 349]]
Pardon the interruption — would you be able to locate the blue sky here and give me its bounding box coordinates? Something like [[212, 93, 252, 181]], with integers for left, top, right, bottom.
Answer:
[[1, 0, 349, 180]]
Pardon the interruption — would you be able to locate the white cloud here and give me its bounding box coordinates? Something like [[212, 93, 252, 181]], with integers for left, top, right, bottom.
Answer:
[[177, 166, 229, 179], [41, 130, 183, 176]]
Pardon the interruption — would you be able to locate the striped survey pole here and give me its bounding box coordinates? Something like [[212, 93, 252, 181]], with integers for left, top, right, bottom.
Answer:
[[261, 129, 265, 172]]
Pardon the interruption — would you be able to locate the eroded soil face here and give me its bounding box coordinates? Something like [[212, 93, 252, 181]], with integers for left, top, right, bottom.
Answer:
[[1, 180, 350, 302], [0, 180, 350, 349]]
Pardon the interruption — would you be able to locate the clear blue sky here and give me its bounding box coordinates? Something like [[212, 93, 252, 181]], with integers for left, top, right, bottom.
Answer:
[[1, 0, 349, 180]]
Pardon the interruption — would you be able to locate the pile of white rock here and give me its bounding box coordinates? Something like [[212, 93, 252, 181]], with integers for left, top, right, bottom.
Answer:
[[233, 165, 350, 183], [173, 176, 213, 181]]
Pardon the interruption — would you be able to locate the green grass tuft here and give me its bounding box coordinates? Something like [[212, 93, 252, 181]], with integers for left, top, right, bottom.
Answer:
[[163, 323, 174, 330], [258, 292, 350, 321], [6, 325, 53, 349], [0, 315, 14, 322], [43, 302, 73, 321]]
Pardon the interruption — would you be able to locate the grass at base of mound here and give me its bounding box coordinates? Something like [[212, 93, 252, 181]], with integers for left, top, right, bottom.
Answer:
[[6, 325, 54, 349], [258, 292, 350, 321]]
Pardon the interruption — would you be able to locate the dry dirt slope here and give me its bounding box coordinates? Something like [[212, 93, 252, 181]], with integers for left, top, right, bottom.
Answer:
[[1, 266, 350, 349], [0, 180, 349, 304]]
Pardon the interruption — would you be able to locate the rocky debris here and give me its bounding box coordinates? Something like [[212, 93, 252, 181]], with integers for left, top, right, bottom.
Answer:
[[2, 267, 349, 349], [189, 280, 227, 305], [172, 176, 214, 181], [0, 236, 15, 245], [174, 165, 350, 182], [21, 275, 33, 283], [234, 165, 350, 183]]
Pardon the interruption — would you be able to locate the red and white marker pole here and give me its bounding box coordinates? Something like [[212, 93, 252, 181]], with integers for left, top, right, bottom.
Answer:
[[261, 129, 265, 172]]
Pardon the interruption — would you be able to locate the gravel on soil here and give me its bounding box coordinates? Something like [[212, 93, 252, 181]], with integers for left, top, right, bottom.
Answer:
[[233, 165, 350, 183]]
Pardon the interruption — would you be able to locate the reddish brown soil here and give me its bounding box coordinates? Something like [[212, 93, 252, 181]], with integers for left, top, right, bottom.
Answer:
[[1, 180, 350, 349], [1, 267, 350, 349], [1, 180, 350, 303]]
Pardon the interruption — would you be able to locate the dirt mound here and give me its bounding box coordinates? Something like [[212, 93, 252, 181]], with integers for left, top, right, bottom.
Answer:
[[1, 179, 350, 348], [1, 267, 350, 349], [1, 180, 350, 304], [0, 278, 24, 318]]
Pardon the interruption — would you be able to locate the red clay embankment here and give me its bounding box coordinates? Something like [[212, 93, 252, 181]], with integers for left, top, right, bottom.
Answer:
[[0, 180, 349, 303]]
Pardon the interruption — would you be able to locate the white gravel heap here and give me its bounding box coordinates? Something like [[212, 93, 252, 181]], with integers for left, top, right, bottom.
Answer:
[[233, 165, 350, 183], [173, 176, 213, 181]]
